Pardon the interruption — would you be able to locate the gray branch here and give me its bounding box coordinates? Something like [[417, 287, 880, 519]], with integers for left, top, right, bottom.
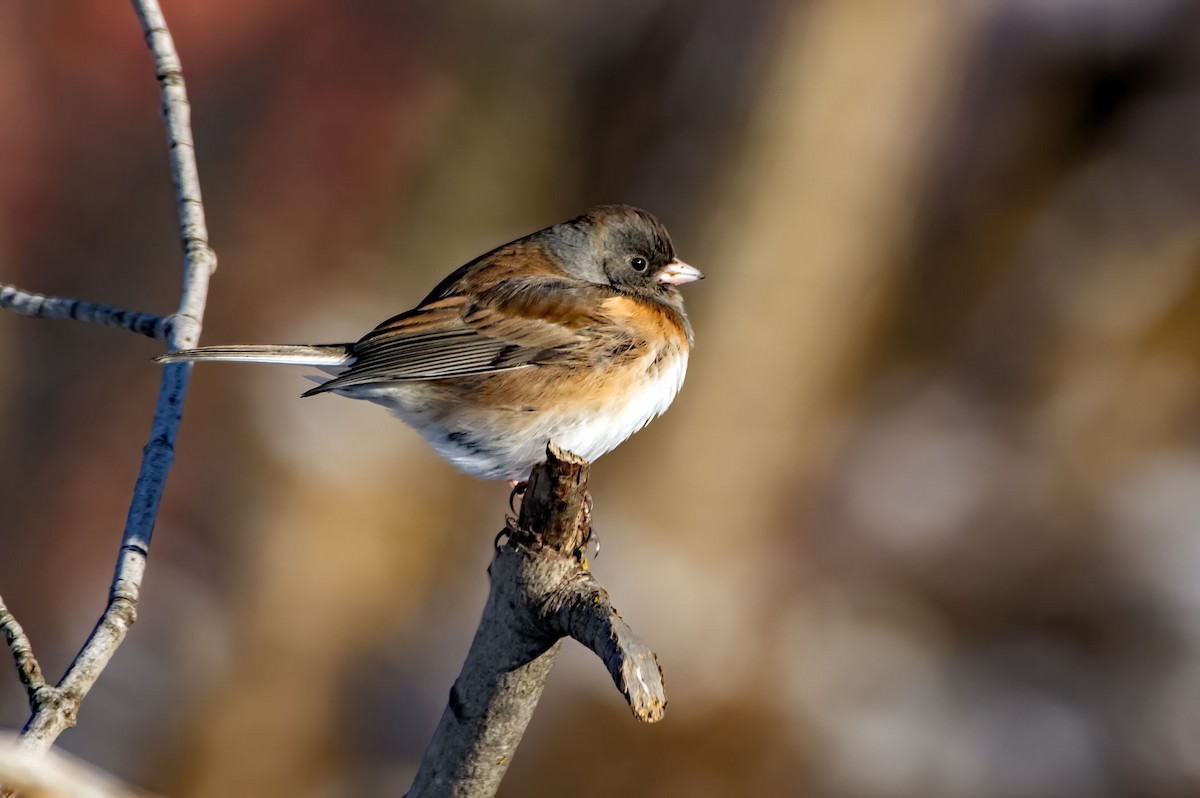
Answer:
[[407, 445, 667, 798], [0, 596, 48, 713], [0, 284, 166, 340], [0, 0, 215, 760]]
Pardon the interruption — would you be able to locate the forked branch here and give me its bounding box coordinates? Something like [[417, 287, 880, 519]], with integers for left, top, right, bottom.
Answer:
[[407, 445, 667, 798], [0, 0, 215, 763]]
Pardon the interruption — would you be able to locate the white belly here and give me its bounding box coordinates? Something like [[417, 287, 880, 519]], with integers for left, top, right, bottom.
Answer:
[[344, 346, 689, 480], [552, 349, 689, 463]]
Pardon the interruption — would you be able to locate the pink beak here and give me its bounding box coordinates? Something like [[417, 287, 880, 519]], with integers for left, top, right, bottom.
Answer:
[[657, 258, 704, 285]]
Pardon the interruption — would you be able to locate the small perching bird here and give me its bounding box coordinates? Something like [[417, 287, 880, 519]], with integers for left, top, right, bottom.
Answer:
[[158, 205, 703, 481]]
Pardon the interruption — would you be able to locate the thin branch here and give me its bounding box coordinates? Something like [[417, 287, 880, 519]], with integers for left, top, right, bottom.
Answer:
[[0, 284, 166, 339], [9, 0, 215, 753], [0, 596, 48, 713], [407, 445, 667, 798]]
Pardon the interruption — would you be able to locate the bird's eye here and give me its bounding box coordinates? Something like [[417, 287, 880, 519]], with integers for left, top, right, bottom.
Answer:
[[630, 257, 648, 272]]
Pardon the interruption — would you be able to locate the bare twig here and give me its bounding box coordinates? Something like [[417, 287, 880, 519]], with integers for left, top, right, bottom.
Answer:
[[0, 597, 48, 713], [0, 284, 166, 340], [407, 445, 666, 798], [3, 0, 215, 754]]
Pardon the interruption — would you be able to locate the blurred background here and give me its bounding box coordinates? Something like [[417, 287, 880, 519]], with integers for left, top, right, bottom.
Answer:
[[3, 0, 1200, 795]]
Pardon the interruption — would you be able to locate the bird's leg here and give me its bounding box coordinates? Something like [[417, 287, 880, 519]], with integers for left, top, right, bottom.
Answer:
[[507, 479, 528, 515]]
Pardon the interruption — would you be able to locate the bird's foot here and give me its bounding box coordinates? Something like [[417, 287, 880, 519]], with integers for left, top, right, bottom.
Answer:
[[507, 479, 528, 515], [580, 530, 600, 570]]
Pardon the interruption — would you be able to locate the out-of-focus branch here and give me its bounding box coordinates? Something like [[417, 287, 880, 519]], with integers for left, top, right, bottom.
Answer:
[[0, 0, 215, 758], [0, 284, 166, 339], [0, 736, 153, 798], [406, 445, 666, 798]]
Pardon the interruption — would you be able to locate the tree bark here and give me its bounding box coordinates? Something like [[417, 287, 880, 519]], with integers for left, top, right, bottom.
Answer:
[[407, 444, 666, 798]]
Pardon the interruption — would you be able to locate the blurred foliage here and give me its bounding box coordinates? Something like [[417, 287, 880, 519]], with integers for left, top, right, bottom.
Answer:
[[4, 1, 1200, 796]]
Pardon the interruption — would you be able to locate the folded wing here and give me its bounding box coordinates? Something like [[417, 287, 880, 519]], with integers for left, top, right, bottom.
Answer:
[[303, 277, 615, 395]]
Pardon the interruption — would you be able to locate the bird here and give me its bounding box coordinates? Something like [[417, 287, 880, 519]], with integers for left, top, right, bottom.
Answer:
[[157, 205, 703, 482]]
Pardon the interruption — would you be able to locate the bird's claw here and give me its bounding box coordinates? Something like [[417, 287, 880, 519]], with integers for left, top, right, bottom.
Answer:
[[507, 479, 528, 515]]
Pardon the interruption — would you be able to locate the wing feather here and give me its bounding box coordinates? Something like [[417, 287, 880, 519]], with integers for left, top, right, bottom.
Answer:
[[303, 274, 617, 395]]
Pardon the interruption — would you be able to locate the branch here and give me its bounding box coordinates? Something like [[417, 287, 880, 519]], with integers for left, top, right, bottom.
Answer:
[[406, 445, 667, 798], [3, 0, 215, 754], [0, 596, 48, 712], [543, 573, 667, 723], [0, 284, 166, 339]]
